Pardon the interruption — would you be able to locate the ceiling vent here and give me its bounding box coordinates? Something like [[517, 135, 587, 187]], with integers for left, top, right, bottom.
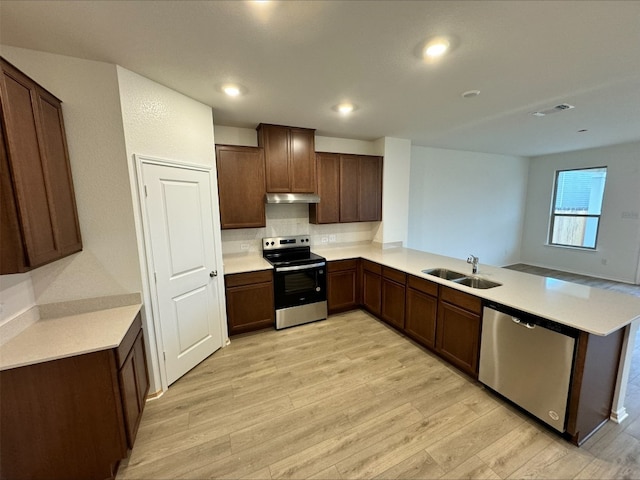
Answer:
[[531, 103, 575, 117]]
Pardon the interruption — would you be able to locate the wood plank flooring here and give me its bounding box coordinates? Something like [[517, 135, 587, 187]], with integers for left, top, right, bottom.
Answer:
[[117, 310, 640, 480]]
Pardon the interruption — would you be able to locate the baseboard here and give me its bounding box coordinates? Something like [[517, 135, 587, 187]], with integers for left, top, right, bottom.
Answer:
[[610, 407, 629, 424]]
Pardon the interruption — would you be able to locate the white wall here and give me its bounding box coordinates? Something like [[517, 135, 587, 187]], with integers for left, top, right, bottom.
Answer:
[[408, 146, 529, 267], [315, 136, 382, 156], [117, 66, 224, 392], [521, 142, 640, 283], [214, 125, 382, 254], [213, 125, 258, 147], [0, 46, 141, 317], [373, 137, 412, 247]]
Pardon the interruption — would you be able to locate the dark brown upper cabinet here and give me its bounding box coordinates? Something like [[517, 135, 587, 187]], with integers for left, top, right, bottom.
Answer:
[[215, 144, 266, 229], [1, 57, 82, 274], [310, 152, 383, 224], [309, 152, 340, 224], [357, 155, 383, 222], [256, 123, 316, 193]]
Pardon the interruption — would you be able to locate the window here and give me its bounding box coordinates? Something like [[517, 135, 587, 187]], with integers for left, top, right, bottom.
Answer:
[[549, 167, 607, 249]]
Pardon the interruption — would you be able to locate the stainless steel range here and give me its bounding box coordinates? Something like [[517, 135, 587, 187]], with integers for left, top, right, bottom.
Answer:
[[262, 235, 327, 330]]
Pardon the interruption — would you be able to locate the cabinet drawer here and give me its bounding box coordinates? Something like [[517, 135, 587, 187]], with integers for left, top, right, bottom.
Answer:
[[116, 312, 142, 369], [361, 259, 381, 275], [440, 286, 482, 314], [407, 275, 438, 297], [225, 270, 273, 288], [382, 266, 406, 285], [328, 259, 358, 272]]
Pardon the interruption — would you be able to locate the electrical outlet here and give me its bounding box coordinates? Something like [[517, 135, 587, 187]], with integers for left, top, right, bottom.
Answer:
[[240, 243, 250, 251], [321, 235, 328, 244], [329, 234, 337, 243]]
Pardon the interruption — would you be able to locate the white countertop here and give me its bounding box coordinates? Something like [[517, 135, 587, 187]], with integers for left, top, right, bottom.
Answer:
[[222, 253, 273, 275], [224, 245, 640, 336], [0, 303, 142, 371]]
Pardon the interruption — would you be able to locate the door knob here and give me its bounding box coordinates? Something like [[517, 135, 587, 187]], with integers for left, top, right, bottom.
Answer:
[[210, 270, 217, 277]]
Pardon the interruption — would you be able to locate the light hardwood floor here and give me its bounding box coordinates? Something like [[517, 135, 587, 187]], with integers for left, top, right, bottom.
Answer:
[[117, 309, 640, 480]]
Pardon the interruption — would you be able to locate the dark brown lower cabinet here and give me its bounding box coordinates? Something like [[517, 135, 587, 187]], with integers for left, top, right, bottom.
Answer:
[[380, 266, 406, 330], [405, 275, 439, 350], [0, 313, 148, 480], [361, 260, 382, 317], [225, 270, 275, 335], [117, 320, 149, 449], [327, 259, 359, 314], [566, 328, 624, 445], [436, 286, 482, 378]]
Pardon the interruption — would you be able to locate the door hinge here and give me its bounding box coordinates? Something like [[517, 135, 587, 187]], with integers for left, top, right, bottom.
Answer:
[[144, 185, 148, 197], [163, 351, 166, 362], [154, 272, 157, 283]]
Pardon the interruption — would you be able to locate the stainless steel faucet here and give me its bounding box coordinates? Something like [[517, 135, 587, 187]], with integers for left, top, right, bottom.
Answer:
[[467, 255, 479, 274]]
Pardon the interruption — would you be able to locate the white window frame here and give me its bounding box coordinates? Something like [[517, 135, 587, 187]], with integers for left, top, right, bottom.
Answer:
[[548, 166, 607, 250]]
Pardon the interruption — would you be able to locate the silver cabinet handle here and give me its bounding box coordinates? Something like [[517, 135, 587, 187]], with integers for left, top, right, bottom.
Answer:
[[210, 270, 217, 277]]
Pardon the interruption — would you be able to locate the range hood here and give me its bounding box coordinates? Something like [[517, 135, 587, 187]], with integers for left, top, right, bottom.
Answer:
[[265, 193, 321, 204]]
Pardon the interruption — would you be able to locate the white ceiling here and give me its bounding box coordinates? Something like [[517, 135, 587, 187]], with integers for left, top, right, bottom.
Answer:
[[1, 0, 639, 157]]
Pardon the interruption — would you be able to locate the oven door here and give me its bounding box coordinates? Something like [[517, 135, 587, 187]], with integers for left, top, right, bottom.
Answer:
[[273, 262, 326, 309]]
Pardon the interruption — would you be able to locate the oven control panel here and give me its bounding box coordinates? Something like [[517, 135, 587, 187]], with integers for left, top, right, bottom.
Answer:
[[263, 235, 311, 250]]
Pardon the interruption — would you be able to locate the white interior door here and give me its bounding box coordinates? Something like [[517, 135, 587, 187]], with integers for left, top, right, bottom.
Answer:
[[141, 161, 223, 385]]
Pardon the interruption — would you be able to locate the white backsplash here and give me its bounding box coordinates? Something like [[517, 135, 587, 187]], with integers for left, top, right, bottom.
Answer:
[[221, 204, 379, 254]]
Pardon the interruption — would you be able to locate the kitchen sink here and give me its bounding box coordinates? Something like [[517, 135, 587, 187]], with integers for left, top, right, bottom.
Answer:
[[421, 268, 467, 280], [453, 276, 502, 289]]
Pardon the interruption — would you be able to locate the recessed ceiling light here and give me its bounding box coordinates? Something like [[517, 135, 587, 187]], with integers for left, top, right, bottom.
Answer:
[[424, 39, 450, 57], [461, 90, 480, 98], [218, 83, 247, 97], [415, 35, 458, 61], [333, 103, 357, 115], [223, 85, 241, 97]]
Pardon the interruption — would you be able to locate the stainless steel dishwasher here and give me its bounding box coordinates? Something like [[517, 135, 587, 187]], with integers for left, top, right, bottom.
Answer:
[[479, 302, 579, 432]]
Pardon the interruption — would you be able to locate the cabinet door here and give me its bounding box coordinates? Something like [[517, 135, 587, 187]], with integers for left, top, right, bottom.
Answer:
[[259, 124, 290, 193], [133, 332, 149, 414], [113, 315, 149, 452], [310, 153, 339, 224], [358, 155, 382, 222], [289, 127, 315, 193], [215, 145, 266, 229], [0, 351, 127, 480], [405, 288, 438, 349], [0, 127, 26, 273], [119, 339, 140, 449], [0, 58, 82, 273], [381, 278, 405, 330], [362, 269, 381, 317], [225, 271, 275, 335], [436, 301, 481, 377], [36, 87, 82, 256], [328, 269, 357, 313], [1, 61, 58, 267], [339, 155, 359, 222]]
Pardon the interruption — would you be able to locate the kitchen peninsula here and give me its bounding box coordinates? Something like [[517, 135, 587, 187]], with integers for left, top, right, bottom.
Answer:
[[223, 243, 640, 445]]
